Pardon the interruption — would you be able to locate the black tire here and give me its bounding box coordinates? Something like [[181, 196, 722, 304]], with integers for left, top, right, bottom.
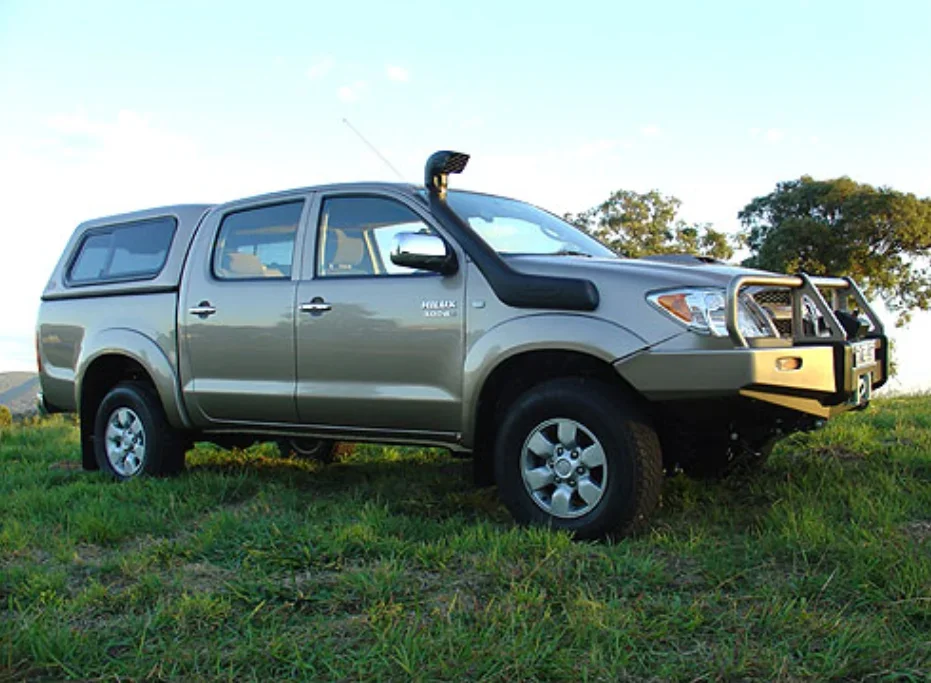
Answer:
[[275, 437, 337, 463], [93, 381, 186, 480], [494, 377, 663, 540]]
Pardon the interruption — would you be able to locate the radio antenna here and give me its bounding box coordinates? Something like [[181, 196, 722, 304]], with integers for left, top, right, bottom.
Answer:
[[342, 118, 405, 182]]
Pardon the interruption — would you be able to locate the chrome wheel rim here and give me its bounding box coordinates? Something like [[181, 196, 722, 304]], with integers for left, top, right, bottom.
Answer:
[[520, 417, 607, 519], [104, 407, 146, 477]]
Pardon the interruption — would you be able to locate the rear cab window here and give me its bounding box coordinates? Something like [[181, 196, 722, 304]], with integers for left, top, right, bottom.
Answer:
[[67, 217, 177, 285], [213, 201, 304, 280]]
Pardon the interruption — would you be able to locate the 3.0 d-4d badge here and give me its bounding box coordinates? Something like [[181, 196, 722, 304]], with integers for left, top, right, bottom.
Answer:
[[421, 299, 458, 317]]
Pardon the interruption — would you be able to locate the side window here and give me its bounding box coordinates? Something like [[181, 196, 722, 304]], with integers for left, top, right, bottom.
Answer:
[[317, 196, 437, 277], [68, 217, 176, 284], [109, 221, 177, 277], [69, 234, 112, 282], [213, 201, 303, 280]]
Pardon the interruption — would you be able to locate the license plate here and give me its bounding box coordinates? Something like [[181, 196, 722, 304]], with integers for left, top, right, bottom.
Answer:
[[848, 340, 878, 407], [849, 371, 873, 407], [851, 340, 876, 368]]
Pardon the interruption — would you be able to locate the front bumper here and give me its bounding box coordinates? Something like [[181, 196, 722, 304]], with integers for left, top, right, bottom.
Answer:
[[615, 336, 887, 418], [616, 271, 889, 419]]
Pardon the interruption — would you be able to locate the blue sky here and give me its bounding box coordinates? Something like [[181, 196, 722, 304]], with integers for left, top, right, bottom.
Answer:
[[1, 0, 929, 389]]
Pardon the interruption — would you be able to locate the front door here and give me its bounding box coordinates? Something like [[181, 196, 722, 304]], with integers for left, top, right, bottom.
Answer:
[[180, 197, 309, 425], [295, 192, 465, 433]]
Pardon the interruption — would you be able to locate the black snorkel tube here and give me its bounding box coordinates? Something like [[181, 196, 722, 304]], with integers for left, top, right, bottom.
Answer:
[[425, 150, 600, 312]]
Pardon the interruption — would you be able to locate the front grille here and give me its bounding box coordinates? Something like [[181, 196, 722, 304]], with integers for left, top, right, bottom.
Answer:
[[751, 288, 790, 307], [748, 287, 836, 339], [748, 287, 792, 336]]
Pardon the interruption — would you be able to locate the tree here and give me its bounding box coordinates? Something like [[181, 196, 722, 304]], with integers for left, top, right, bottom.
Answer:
[[0, 405, 12, 428], [739, 176, 931, 325], [567, 189, 733, 261]]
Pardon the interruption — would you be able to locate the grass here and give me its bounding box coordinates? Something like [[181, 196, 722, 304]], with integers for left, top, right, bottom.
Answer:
[[1, 398, 930, 681]]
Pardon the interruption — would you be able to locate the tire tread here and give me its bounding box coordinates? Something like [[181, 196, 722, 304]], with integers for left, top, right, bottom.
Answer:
[[494, 377, 663, 539], [94, 380, 185, 478]]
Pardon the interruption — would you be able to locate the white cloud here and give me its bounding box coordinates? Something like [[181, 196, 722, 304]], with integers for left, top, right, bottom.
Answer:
[[337, 81, 367, 103], [749, 127, 761, 137], [35, 110, 207, 185], [640, 124, 661, 137], [386, 65, 410, 82], [809, 135, 820, 144], [306, 56, 334, 80], [47, 109, 99, 136], [577, 138, 621, 159], [764, 128, 784, 143]]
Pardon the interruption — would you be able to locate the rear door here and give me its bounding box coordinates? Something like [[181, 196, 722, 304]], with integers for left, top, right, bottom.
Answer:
[[179, 195, 311, 425], [294, 192, 465, 433]]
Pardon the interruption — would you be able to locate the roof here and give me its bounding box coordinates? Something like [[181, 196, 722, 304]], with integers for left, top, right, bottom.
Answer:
[[78, 183, 425, 227]]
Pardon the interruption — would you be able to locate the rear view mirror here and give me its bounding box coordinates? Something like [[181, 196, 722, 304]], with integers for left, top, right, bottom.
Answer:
[[390, 233, 458, 275]]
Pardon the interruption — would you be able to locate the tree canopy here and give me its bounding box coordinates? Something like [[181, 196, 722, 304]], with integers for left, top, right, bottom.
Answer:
[[567, 189, 733, 261], [739, 176, 931, 325]]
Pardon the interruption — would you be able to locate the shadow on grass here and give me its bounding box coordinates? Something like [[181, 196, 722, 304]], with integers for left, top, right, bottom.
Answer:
[[184, 446, 507, 524], [182, 443, 798, 538]]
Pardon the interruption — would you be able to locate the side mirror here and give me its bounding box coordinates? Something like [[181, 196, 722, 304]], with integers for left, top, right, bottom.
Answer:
[[390, 233, 458, 275]]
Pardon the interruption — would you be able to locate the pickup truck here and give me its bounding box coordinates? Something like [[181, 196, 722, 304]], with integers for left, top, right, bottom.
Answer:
[[36, 151, 888, 539]]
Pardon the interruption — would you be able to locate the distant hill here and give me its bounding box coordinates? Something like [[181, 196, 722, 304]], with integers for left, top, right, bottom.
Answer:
[[0, 372, 40, 416]]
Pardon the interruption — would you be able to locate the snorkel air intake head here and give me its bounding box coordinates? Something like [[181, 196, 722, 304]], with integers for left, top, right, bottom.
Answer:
[[424, 150, 470, 199]]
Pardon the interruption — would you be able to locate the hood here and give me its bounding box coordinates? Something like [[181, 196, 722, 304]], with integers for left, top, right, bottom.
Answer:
[[503, 254, 775, 290]]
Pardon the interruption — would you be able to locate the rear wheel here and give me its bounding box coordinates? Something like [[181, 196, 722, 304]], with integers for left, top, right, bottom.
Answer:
[[494, 378, 662, 540], [276, 437, 338, 463], [93, 381, 186, 480]]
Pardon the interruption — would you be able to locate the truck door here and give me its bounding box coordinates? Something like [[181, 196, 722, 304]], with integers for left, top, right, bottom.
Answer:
[[179, 196, 311, 425], [294, 192, 465, 433]]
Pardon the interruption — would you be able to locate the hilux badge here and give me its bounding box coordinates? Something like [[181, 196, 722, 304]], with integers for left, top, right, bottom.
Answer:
[[422, 300, 458, 317]]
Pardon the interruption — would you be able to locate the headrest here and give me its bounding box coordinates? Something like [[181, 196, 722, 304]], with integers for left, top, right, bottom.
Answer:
[[331, 229, 364, 267], [227, 252, 265, 276]]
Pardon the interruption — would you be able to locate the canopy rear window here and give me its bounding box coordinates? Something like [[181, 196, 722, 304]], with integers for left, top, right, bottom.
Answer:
[[68, 217, 177, 285]]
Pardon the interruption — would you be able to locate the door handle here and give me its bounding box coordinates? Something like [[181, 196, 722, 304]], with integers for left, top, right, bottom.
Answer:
[[299, 297, 332, 314], [189, 301, 217, 318]]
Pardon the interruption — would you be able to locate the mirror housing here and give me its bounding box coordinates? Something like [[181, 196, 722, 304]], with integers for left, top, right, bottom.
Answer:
[[390, 233, 458, 275]]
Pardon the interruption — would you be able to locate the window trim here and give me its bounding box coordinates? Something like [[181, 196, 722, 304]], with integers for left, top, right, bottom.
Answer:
[[313, 193, 450, 281], [65, 216, 178, 288], [210, 199, 306, 283]]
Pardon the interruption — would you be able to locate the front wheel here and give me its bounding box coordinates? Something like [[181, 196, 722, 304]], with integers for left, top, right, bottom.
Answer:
[[93, 381, 186, 480], [494, 378, 663, 540]]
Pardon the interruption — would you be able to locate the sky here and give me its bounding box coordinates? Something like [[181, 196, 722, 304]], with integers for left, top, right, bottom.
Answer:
[[1, 0, 929, 391]]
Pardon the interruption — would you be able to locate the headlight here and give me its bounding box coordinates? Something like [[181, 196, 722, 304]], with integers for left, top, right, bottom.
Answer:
[[647, 287, 772, 338]]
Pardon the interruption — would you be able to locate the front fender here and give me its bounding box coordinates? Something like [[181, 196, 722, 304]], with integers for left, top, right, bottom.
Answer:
[[461, 314, 649, 446], [76, 328, 191, 429]]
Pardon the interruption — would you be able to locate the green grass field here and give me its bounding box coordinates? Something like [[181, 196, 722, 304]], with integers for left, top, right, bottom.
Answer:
[[1, 397, 930, 681]]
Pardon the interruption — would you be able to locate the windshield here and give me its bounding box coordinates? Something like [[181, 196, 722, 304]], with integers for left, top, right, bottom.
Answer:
[[444, 191, 617, 258]]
